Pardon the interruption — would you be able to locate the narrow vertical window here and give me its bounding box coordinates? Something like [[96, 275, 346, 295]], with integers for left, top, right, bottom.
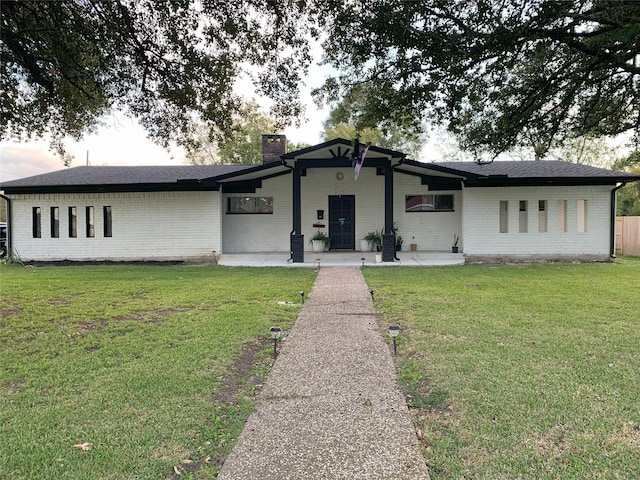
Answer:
[[519, 200, 528, 233], [32, 207, 41, 238], [86, 206, 95, 238], [538, 200, 547, 233], [577, 200, 588, 233], [69, 207, 77, 238], [103, 206, 112, 237], [50, 207, 59, 238], [499, 201, 508, 233], [558, 200, 568, 233]]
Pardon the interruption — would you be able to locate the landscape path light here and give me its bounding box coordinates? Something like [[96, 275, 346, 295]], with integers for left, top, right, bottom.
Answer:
[[369, 289, 375, 301], [299, 291, 305, 304], [388, 323, 400, 355], [269, 326, 282, 358]]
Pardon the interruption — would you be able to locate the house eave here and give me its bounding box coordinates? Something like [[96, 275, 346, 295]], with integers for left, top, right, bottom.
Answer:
[[1, 182, 221, 195]]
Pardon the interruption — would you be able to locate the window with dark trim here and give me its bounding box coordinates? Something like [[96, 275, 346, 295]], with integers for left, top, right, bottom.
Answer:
[[32, 207, 41, 238], [103, 206, 112, 237], [227, 197, 273, 214], [69, 207, 77, 238], [86, 206, 95, 238], [405, 194, 454, 212], [50, 207, 59, 238]]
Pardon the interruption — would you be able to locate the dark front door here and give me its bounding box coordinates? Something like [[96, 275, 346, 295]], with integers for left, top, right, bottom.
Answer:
[[328, 195, 355, 250]]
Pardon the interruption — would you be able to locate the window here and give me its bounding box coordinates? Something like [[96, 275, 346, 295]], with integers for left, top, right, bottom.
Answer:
[[86, 206, 95, 237], [519, 201, 528, 233], [69, 207, 77, 238], [405, 194, 454, 212], [577, 200, 588, 233], [499, 201, 508, 233], [558, 200, 567, 233], [32, 207, 41, 238], [538, 200, 547, 232], [227, 197, 273, 214], [103, 206, 112, 237], [50, 207, 59, 238]]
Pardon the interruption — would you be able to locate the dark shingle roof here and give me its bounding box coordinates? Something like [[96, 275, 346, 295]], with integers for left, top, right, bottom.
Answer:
[[432, 160, 635, 179], [2, 160, 637, 193], [0, 165, 249, 189], [0, 164, 261, 194]]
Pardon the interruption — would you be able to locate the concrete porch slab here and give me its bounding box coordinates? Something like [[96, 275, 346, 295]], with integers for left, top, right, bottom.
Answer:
[[218, 250, 465, 267]]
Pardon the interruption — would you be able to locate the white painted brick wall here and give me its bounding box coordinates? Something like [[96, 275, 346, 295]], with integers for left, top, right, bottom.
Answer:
[[222, 175, 292, 252], [8, 191, 221, 261], [462, 185, 613, 256], [394, 173, 462, 251]]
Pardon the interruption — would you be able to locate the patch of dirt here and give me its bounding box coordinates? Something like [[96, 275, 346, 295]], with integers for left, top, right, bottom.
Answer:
[[211, 338, 270, 406], [165, 337, 272, 480]]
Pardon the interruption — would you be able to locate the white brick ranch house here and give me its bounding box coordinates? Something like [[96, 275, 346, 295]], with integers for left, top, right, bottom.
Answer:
[[1, 136, 638, 263]]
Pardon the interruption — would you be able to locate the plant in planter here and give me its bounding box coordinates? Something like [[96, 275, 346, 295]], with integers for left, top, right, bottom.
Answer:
[[452, 234, 460, 253], [365, 231, 382, 252], [310, 230, 330, 252], [391, 223, 403, 251]]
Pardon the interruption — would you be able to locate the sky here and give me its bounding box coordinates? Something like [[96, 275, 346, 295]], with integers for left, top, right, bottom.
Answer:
[[0, 82, 332, 183], [0, 41, 336, 184]]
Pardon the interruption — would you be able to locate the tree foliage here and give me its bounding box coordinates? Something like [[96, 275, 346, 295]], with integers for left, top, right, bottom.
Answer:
[[1, 0, 313, 163], [613, 151, 640, 216], [314, 0, 640, 160], [321, 85, 426, 158], [3, 0, 640, 165], [187, 100, 308, 165]]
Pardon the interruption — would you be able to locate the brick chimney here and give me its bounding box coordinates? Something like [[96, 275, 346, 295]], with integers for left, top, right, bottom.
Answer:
[[262, 134, 286, 164]]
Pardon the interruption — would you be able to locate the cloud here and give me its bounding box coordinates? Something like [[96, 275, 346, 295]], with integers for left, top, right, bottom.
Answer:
[[0, 143, 66, 182]]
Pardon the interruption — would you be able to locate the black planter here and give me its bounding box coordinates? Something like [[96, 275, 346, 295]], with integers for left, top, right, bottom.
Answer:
[[452, 246, 459, 253]]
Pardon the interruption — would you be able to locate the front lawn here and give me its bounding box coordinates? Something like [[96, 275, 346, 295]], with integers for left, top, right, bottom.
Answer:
[[364, 257, 640, 479], [2, 259, 639, 479], [0, 264, 315, 479]]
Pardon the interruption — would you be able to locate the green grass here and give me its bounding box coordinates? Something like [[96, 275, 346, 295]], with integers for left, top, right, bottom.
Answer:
[[364, 257, 640, 479], [0, 264, 315, 480], [3, 260, 639, 479]]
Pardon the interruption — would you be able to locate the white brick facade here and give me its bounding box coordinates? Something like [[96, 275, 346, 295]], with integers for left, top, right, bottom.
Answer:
[[8, 191, 221, 261], [462, 185, 612, 257]]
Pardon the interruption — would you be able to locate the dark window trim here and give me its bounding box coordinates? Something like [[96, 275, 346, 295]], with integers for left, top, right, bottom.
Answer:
[[86, 206, 95, 238], [69, 207, 77, 238], [405, 194, 455, 212], [103, 206, 112, 237], [50, 207, 59, 238], [32, 207, 41, 238], [226, 196, 274, 214]]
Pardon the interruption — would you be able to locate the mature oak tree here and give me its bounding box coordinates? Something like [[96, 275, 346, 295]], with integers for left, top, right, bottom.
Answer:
[[314, 0, 640, 160], [2, 0, 639, 164], [1, 0, 314, 163]]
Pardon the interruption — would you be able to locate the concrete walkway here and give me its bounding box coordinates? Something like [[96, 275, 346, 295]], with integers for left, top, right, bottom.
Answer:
[[217, 267, 430, 480]]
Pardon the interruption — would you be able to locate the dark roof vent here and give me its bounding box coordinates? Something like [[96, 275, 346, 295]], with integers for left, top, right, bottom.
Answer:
[[262, 134, 286, 164]]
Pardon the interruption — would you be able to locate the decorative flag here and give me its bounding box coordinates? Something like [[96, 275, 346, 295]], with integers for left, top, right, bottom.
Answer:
[[354, 142, 370, 181]]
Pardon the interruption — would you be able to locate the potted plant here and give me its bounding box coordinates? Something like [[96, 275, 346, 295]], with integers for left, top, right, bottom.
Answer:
[[360, 232, 377, 252], [391, 223, 403, 251], [364, 230, 382, 252], [452, 234, 460, 253], [310, 230, 330, 252]]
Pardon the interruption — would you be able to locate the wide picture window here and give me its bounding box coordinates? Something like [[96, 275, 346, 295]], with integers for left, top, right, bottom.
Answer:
[[227, 197, 273, 214], [405, 194, 454, 212]]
